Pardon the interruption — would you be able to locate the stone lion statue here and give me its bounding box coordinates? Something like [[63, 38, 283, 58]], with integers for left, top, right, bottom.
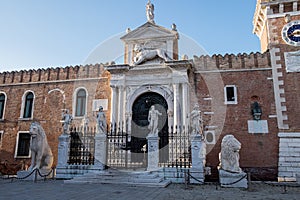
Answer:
[[28, 122, 53, 171], [219, 135, 242, 173], [133, 44, 172, 65]]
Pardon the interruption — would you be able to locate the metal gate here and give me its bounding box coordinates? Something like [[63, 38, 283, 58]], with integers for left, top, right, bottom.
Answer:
[[68, 127, 95, 165], [107, 123, 147, 169]]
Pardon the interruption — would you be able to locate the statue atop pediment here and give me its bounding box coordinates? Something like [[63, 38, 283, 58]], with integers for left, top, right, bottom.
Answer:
[[146, 0, 155, 23]]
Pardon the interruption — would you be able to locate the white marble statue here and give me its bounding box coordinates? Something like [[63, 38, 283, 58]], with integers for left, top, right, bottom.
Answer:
[[28, 122, 53, 171], [62, 109, 72, 134], [219, 135, 242, 173], [146, 0, 155, 23], [96, 106, 107, 134], [148, 105, 162, 136], [190, 104, 203, 136], [133, 44, 172, 65]]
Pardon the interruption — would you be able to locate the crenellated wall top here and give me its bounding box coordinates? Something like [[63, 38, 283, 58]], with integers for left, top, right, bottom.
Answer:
[[193, 51, 271, 71], [0, 63, 109, 85]]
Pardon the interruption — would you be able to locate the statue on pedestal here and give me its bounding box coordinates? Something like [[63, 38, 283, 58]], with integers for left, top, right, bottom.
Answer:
[[146, 0, 155, 23], [190, 104, 203, 137], [28, 122, 53, 171], [218, 134, 247, 188], [96, 106, 107, 134], [148, 105, 162, 136], [62, 109, 72, 134], [218, 134, 242, 173]]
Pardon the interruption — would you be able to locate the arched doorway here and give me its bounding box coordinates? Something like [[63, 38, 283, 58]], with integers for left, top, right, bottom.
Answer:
[[131, 92, 169, 164]]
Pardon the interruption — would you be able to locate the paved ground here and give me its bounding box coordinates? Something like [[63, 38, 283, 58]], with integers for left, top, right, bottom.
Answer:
[[0, 179, 299, 200]]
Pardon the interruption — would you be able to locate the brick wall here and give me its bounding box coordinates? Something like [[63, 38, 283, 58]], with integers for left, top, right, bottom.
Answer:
[[0, 64, 111, 169], [192, 51, 279, 180]]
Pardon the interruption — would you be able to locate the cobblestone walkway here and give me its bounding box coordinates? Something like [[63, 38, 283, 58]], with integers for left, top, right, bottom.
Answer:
[[0, 180, 299, 200]]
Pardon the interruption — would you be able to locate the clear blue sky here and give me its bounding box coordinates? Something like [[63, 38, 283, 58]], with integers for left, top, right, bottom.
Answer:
[[0, 0, 260, 72]]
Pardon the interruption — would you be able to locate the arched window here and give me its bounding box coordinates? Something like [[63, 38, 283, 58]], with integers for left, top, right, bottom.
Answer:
[[23, 92, 34, 118], [0, 93, 5, 119], [75, 89, 86, 117]]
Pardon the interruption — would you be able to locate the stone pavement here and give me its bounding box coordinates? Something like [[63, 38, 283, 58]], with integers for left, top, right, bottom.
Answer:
[[0, 179, 299, 200]]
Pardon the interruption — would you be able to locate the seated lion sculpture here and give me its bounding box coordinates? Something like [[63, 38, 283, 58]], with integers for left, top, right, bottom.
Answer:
[[218, 134, 242, 173], [28, 122, 53, 171]]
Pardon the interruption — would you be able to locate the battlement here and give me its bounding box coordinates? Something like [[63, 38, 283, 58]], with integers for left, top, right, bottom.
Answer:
[[0, 64, 108, 85], [193, 51, 271, 71]]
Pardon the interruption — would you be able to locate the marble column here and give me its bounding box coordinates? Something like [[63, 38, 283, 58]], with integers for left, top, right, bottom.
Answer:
[[117, 86, 124, 129], [173, 83, 179, 132], [110, 86, 118, 126], [126, 112, 132, 141], [190, 134, 206, 184], [182, 83, 189, 132], [147, 135, 160, 171]]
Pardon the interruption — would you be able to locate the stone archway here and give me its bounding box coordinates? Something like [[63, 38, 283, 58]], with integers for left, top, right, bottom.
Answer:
[[131, 92, 169, 163]]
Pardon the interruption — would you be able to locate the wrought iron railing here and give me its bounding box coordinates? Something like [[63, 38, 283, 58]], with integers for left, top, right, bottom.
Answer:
[[107, 124, 191, 169], [68, 126, 96, 165], [67, 124, 191, 168], [159, 126, 191, 168]]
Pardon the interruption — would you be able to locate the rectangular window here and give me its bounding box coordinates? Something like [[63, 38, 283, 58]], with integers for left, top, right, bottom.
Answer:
[[224, 85, 237, 104], [0, 131, 3, 149], [15, 132, 31, 158]]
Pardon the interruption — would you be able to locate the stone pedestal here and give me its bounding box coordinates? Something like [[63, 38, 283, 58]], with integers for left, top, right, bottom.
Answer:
[[93, 133, 107, 170], [56, 133, 70, 179], [190, 134, 206, 184], [17, 169, 54, 181], [218, 169, 248, 188], [147, 135, 159, 171], [57, 133, 70, 167]]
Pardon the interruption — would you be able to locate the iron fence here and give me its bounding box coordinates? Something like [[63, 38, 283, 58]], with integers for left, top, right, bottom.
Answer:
[[159, 126, 191, 168], [67, 124, 191, 169], [68, 126, 96, 165], [107, 124, 191, 169]]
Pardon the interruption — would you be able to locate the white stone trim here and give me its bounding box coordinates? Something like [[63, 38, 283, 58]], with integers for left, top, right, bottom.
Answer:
[[0, 91, 7, 120], [0, 131, 3, 149], [268, 115, 277, 119], [278, 132, 300, 138], [203, 97, 212, 101], [205, 131, 216, 145], [126, 85, 174, 117], [278, 132, 300, 181], [14, 131, 31, 158], [270, 48, 289, 130], [267, 11, 300, 19], [224, 85, 238, 105], [19, 90, 35, 120], [45, 88, 66, 104], [204, 112, 214, 115], [195, 68, 272, 74]]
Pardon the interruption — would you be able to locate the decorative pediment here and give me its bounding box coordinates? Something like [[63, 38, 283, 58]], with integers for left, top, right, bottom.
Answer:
[[121, 22, 178, 42], [121, 22, 179, 65]]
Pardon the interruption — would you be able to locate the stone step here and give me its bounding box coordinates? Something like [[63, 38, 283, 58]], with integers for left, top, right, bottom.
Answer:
[[64, 170, 171, 187], [65, 178, 171, 187], [69, 174, 162, 183]]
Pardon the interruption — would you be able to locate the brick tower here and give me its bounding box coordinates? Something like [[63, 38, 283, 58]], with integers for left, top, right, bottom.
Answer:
[[254, 0, 300, 181]]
